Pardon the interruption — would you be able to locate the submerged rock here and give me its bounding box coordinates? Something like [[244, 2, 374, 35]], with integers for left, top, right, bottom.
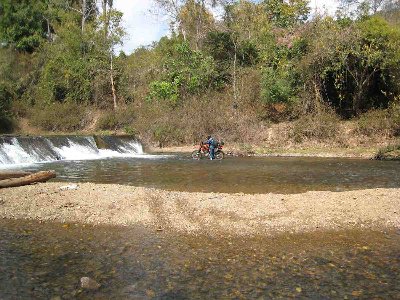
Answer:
[[80, 277, 100, 290]]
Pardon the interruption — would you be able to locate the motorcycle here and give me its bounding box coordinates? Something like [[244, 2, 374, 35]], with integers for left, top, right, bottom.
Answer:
[[191, 141, 225, 160]]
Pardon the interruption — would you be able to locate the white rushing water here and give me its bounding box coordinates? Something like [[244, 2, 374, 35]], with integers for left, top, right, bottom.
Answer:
[[0, 136, 146, 167]]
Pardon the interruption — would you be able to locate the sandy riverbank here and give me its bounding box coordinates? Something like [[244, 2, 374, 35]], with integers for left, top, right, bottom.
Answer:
[[1, 183, 399, 236]]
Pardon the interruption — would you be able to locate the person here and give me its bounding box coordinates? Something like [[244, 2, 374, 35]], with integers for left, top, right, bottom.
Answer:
[[205, 135, 216, 160]]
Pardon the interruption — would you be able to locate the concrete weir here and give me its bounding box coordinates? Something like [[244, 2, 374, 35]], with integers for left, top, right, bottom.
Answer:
[[0, 135, 143, 166]]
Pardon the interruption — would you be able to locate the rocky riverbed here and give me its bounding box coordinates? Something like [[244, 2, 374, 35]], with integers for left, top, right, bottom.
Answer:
[[1, 183, 399, 236]]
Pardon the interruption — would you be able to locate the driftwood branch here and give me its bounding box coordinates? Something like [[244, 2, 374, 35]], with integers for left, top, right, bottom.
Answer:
[[0, 171, 32, 180], [0, 171, 56, 189]]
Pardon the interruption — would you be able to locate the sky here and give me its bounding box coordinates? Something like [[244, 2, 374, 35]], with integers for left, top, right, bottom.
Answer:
[[114, 0, 340, 54]]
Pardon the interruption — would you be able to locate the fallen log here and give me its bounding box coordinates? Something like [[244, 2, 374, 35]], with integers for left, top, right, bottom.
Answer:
[[0, 171, 32, 180], [0, 170, 56, 189]]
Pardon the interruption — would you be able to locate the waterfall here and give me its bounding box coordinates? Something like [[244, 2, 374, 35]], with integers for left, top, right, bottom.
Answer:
[[0, 135, 144, 167]]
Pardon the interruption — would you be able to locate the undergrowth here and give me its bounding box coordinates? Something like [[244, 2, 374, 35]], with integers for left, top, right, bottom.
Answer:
[[29, 102, 89, 132]]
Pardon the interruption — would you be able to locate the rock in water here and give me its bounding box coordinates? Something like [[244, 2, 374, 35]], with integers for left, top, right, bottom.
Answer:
[[80, 277, 100, 290]]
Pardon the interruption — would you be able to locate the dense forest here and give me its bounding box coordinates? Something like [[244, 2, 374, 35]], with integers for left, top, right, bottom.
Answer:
[[0, 0, 399, 148]]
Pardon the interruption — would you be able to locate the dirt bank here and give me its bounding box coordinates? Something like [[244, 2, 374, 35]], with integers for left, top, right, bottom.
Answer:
[[1, 183, 399, 236]]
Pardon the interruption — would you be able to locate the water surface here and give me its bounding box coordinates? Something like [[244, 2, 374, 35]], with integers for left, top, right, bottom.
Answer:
[[0, 219, 399, 299], [15, 155, 400, 194]]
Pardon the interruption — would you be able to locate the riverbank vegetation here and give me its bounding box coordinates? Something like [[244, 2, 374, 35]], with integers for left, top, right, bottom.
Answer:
[[1, 0, 399, 150]]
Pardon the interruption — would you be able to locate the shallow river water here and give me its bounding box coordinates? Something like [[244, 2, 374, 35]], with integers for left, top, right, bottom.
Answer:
[[2, 155, 400, 298], [14, 155, 400, 194], [0, 219, 399, 299]]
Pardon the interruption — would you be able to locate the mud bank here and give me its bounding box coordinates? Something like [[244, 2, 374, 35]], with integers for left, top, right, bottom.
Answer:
[[0, 183, 399, 236]]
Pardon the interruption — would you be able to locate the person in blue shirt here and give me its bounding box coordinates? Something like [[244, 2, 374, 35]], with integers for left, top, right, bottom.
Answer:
[[206, 135, 216, 160]]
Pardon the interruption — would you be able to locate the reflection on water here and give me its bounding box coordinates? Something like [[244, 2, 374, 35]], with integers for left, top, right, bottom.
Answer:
[[17, 155, 400, 194], [0, 219, 399, 299]]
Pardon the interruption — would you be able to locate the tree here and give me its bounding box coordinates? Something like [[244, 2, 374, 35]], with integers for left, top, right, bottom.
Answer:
[[339, 0, 386, 15], [148, 40, 218, 106], [263, 0, 310, 28], [105, 8, 124, 109], [298, 16, 400, 116], [0, 0, 47, 52], [178, 0, 215, 49], [154, 0, 220, 42], [153, 0, 187, 38], [224, 0, 270, 42], [66, 0, 97, 33]]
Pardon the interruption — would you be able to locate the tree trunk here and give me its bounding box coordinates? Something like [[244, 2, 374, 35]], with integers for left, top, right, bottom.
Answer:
[[110, 52, 118, 110], [45, 17, 51, 41], [233, 40, 238, 106], [195, 0, 200, 50], [0, 171, 56, 189], [81, 0, 87, 33], [181, 27, 187, 41], [0, 171, 32, 180], [103, 0, 109, 38]]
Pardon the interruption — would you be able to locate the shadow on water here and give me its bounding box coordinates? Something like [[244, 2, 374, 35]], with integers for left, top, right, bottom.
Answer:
[[17, 155, 400, 194], [0, 219, 399, 299]]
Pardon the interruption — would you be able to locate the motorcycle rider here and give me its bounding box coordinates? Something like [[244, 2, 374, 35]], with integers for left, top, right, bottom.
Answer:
[[206, 135, 216, 160]]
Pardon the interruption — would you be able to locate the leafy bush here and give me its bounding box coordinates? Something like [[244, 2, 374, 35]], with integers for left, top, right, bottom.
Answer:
[[148, 81, 179, 106], [36, 49, 93, 105], [147, 41, 218, 105], [261, 67, 296, 104], [96, 107, 136, 131], [0, 84, 14, 133], [30, 102, 88, 132]]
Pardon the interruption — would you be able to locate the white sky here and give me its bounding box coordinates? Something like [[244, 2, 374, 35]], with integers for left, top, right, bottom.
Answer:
[[114, 0, 340, 54]]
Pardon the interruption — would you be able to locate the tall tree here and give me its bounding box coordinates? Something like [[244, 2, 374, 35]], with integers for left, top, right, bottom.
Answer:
[[100, 0, 124, 109], [153, 0, 186, 38], [179, 0, 215, 49], [154, 0, 221, 42]]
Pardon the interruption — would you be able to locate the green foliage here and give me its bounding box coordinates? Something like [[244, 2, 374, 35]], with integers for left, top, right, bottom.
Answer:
[[0, 0, 399, 147], [297, 16, 400, 117], [31, 8, 125, 107], [205, 31, 260, 67], [147, 41, 218, 105], [263, 0, 310, 28], [29, 102, 87, 131], [148, 81, 179, 105], [37, 38, 93, 104], [0, 83, 14, 133], [96, 107, 136, 131], [261, 67, 295, 104], [205, 32, 234, 64], [0, 0, 47, 52]]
